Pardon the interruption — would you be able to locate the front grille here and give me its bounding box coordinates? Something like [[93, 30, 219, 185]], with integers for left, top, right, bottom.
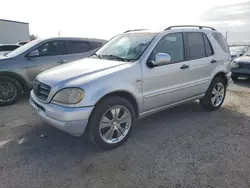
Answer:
[[33, 80, 51, 100], [238, 62, 250, 69]]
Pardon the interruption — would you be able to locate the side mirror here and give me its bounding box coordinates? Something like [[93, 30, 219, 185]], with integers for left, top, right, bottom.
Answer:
[[28, 50, 39, 58], [239, 53, 243, 57], [151, 53, 171, 67]]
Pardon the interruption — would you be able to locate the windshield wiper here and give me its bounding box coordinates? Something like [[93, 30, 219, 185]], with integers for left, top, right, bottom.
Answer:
[[101, 54, 128, 62], [92, 53, 105, 59]]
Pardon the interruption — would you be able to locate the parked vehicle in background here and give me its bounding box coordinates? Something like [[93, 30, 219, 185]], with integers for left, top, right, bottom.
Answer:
[[230, 45, 249, 61], [0, 37, 107, 106], [17, 41, 29, 46], [0, 44, 20, 56], [30, 25, 231, 150], [231, 49, 250, 81]]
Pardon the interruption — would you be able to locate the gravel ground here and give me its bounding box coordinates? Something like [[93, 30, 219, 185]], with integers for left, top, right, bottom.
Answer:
[[0, 80, 250, 188]]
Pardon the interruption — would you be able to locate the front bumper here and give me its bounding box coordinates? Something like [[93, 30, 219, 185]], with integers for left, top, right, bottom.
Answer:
[[231, 68, 250, 78], [29, 90, 94, 136]]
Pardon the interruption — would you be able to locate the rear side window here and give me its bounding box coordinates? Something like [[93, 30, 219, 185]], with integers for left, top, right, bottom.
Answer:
[[68, 41, 91, 54], [202, 34, 214, 56], [187, 32, 206, 60], [90, 42, 104, 49], [212, 33, 230, 53]]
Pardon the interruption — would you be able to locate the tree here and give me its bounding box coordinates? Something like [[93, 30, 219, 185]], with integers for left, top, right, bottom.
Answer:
[[30, 34, 38, 41]]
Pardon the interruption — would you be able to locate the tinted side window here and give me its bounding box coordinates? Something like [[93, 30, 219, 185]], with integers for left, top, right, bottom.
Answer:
[[68, 41, 91, 54], [90, 42, 103, 49], [151, 33, 184, 63], [203, 34, 213, 56], [0, 46, 7, 51], [212, 33, 229, 53], [8, 45, 19, 51], [0, 45, 19, 51], [36, 41, 67, 57], [187, 32, 206, 60]]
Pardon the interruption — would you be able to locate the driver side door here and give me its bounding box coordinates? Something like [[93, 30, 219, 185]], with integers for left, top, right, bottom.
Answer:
[[142, 33, 193, 112], [25, 41, 69, 85]]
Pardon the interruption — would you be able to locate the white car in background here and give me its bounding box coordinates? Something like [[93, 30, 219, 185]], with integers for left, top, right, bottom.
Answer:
[[0, 44, 20, 56], [230, 45, 250, 61]]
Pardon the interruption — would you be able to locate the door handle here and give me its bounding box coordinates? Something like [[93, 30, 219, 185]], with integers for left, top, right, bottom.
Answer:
[[57, 60, 66, 64], [211, 59, 217, 63], [180, 64, 189, 69]]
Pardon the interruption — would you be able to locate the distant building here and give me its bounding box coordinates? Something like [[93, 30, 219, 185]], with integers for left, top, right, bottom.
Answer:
[[0, 19, 30, 44]]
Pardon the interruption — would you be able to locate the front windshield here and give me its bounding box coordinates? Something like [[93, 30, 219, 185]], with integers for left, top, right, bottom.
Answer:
[[229, 46, 244, 54], [5, 39, 42, 58], [95, 33, 156, 61]]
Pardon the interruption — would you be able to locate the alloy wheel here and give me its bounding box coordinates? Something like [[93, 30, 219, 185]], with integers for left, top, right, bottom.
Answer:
[[211, 82, 225, 107], [99, 105, 132, 144], [0, 82, 17, 102]]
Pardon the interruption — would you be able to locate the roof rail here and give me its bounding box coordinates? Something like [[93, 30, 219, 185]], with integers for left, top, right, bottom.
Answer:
[[165, 25, 216, 31], [123, 29, 147, 33]]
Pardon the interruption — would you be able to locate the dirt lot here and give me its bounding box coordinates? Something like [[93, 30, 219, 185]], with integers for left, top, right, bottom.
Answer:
[[0, 80, 250, 188]]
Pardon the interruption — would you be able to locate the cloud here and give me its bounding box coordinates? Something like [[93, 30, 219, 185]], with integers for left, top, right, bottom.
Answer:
[[201, 1, 250, 44], [202, 1, 250, 23]]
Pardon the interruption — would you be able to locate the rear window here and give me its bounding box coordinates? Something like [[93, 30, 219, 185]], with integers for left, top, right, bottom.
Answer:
[[212, 33, 230, 53]]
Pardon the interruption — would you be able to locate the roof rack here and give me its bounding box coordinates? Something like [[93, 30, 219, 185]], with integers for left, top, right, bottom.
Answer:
[[123, 29, 147, 33], [165, 25, 216, 31]]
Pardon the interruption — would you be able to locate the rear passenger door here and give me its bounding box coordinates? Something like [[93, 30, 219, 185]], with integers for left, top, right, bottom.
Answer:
[[186, 32, 216, 96], [65, 41, 96, 62]]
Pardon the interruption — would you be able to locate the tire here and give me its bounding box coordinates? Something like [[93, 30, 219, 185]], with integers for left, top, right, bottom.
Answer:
[[88, 96, 135, 150], [200, 77, 226, 111], [0, 76, 23, 106], [231, 76, 238, 82]]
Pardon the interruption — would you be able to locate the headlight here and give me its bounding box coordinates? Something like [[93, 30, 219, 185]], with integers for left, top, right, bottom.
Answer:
[[52, 88, 84, 104], [231, 61, 239, 68]]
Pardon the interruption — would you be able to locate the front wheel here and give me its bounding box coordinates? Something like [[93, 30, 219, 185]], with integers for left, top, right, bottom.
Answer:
[[200, 77, 226, 111], [88, 96, 135, 150]]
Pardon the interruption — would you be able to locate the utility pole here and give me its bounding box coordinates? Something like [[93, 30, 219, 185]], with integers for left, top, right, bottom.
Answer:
[[225, 31, 228, 41]]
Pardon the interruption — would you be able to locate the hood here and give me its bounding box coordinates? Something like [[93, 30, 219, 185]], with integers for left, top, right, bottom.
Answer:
[[36, 57, 130, 87], [234, 56, 250, 63]]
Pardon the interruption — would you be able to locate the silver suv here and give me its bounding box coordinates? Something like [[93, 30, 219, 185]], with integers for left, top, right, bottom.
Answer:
[[0, 37, 106, 106], [30, 25, 231, 149]]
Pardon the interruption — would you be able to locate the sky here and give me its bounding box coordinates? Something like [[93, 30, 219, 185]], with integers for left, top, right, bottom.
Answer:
[[0, 0, 249, 44]]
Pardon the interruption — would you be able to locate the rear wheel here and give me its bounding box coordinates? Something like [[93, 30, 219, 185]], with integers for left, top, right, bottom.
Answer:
[[88, 96, 135, 150], [200, 77, 226, 111], [0, 76, 23, 106]]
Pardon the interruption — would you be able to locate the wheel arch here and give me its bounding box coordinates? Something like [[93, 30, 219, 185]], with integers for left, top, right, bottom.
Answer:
[[213, 71, 228, 86], [94, 90, 139, 119], [0, 71, 28, 92]]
